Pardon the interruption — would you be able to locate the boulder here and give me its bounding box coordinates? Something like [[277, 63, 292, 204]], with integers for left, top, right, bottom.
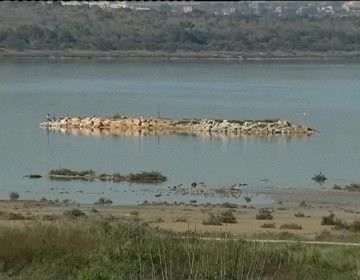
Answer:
[[282, 120, 290, 127], [84, 121, 93, 128], [257, 122, 267, 128], [93, 121, 102, 128], [81, 117, 91, 124], [133, 118, 141, 126], [71, 118, 80, 123], [72, 121, 81, 128], [102, 119, 111, 126], [125, 119, 134, 126]]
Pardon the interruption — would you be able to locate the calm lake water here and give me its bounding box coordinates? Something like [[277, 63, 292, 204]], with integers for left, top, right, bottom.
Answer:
[[0, 59, 359, 205]]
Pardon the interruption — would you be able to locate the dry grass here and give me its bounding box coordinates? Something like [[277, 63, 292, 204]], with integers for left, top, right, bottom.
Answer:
[[174, 217, 188, 223], [0, 217, 359, 279], [130, 211, 140, 216]]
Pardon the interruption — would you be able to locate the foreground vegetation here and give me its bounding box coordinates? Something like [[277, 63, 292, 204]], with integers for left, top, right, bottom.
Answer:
[[0, 216, 360, 280], [1, 2, 360, 54]]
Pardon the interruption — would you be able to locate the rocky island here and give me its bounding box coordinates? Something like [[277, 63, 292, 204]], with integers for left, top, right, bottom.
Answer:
[[40, 115, 316, 136]]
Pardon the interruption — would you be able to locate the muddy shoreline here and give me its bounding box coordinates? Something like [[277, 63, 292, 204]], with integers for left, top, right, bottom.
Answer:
[[1, 50, 360, 61]]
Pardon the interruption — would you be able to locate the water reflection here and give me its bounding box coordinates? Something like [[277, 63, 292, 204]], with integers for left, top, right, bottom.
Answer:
[[42, 126, 313, 144]]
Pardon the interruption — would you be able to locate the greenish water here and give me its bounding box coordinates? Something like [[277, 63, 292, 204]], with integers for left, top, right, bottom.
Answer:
[[0, 60, 359, 205]]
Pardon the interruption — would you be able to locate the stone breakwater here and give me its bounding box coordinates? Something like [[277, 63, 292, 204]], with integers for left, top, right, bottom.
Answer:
[[40, 116, 316, 136]]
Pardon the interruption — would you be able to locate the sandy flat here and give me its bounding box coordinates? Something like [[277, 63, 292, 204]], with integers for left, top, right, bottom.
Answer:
[[1, 187, 360, 240]]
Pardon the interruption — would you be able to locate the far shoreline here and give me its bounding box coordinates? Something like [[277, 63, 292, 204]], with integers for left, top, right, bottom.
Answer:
[[1, 49, 360, 62]]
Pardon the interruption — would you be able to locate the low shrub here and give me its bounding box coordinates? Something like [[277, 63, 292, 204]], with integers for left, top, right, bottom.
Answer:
[[261, 223, 276, 228], [329, 220, 360, 232], [203, 213, 222, 225], [333, 221, 350, 230], [221, 202, 238, 209], [220, 210, 237, 223], [63, 209, 86, 220], [321, 213, 336, 225], [256, 209, 273, 220], [9, 192, 19, 201], [95, 197, 112, 204], [299, 200, 307, 207], [332, 185, 343, 190], [245, 196, 251, 203], [96, 197, 106, 204], [344, 184, 360, 192], [294, 212, 305, 218], [312, 172, 327, 184], [280, 223, 302, 230], [321, 213, 349, 230]]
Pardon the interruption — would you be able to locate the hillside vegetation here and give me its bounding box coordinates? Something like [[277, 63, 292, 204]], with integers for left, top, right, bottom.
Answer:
[[0, 2, 360, 53]]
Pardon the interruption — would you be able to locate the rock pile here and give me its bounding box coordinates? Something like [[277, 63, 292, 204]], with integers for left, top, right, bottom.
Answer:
[[40, 116, 316, 136]]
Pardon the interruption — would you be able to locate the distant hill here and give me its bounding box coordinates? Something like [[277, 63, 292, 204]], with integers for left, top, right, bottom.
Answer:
[[0, 2, 359, 54]]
